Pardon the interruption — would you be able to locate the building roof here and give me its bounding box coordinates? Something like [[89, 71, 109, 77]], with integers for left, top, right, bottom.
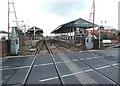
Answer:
[[102, 26, 115, 30], [51, 18, 98, 33], [27, 26, 43, 33], [0, 30, 10, 34]]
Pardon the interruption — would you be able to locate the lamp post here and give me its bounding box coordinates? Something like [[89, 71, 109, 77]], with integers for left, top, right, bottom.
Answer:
[[13, 20, 23, 27], [101, 21, 107, 25], [98, 21, 106, 49], [98, 26, 102, 49]]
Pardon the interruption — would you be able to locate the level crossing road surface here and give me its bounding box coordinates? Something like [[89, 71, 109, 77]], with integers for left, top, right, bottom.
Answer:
[[0, 48, 119, 86]]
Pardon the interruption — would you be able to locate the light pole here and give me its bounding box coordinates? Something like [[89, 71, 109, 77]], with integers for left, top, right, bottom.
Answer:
[[99, 21, 106, 49], [14, 21, 27, 33], [13, 20, 23, 28], [101, 21, 107, 26], [98, 26, 102, 49]]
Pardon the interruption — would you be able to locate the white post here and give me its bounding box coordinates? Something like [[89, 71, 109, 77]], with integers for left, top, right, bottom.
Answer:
[[73, 27, 74, 40], [67, 30, 68, 40], [99, 28, 101, 49], [70, 29, 71, 40], [34, 26, 35, 40]]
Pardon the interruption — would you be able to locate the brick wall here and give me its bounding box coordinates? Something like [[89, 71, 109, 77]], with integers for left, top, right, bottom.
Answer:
[[111, 40, 120, 43], [0, 40, 10, 57], [93, 39, 103, 49]]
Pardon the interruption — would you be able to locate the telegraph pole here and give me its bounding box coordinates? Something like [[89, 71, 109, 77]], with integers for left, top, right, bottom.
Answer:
[[8, 0, 10, 39], [93, 0, 95, 37], [88, 0, 95, 37], [8, 0, 18, 39], [12, 0, 18, 28]]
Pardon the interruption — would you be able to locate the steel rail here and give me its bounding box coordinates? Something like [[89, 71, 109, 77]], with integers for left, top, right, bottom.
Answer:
[[53, 39, 119, 85], [44, 39, 65, 86], [34, 40, 42, 55], [70, 53, 119, 85], [56, 40, 119, 70], [90, 53, 119, 70], [22, 39, 44, 86]]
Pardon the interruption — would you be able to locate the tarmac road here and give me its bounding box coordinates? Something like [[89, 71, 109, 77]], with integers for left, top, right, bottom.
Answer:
[[1, 48, 119, 85]]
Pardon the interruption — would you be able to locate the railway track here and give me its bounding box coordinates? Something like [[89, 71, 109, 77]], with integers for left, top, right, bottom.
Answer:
[[22, 39, 44, 85], [45, 39, 65, 86], [21, 38, 65, 86], [1, 39, 119, 85], [1, 39, 65, 86], [51, 39, 119, 85], [55, 41, 119, 69]]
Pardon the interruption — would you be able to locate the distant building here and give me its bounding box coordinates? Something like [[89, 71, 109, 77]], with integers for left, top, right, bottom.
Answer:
[[84, 26, 116, 35], [0, 30, 10, 40], [26, 26, 43, 40]]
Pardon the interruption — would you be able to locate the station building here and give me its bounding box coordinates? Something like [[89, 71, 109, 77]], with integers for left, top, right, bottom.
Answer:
[[51, 18, 101, 49], [26, 26, 43, 40]]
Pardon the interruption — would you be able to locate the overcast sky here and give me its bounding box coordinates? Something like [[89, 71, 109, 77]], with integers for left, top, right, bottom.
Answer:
[[0, 0, 119, 36]]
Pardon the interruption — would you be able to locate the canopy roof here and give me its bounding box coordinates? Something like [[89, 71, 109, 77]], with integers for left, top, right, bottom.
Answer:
[[51, 18, 98, 33], [27, 26, 43, 33], [0, 30, 11, 34]]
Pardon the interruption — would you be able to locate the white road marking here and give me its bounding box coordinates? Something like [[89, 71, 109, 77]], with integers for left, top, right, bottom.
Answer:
[[34, 63, 54, 67], [34, 59, 79, 67], [62, 69, 94, 78], [95, 68, 117, 85], [0, 67, 20, 70], [2, 55, 29, 59], [39, 71, 85, 82], [112, 63, 118, 66], [39, 64, 117, 82], [95, 65, 111, 70], [73, 71, 84, 75], [64, 59, 78, 63], [84, 69, 93, 72], [58, 54, 98, 84], [19, 66, 31, 69], [34, 62, 63, 67], [1, 66, 31, 70], [0, 58, 79, 70], [72, 59, 79, 61], [112, 63, 118, 68], [40, 77, 58, 82], [64, 60, 71, 63], [80, 59, 84, 60], [93, 57, 98, 59], [62, 73, 74, 77], [85, 58, 93, 60]]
